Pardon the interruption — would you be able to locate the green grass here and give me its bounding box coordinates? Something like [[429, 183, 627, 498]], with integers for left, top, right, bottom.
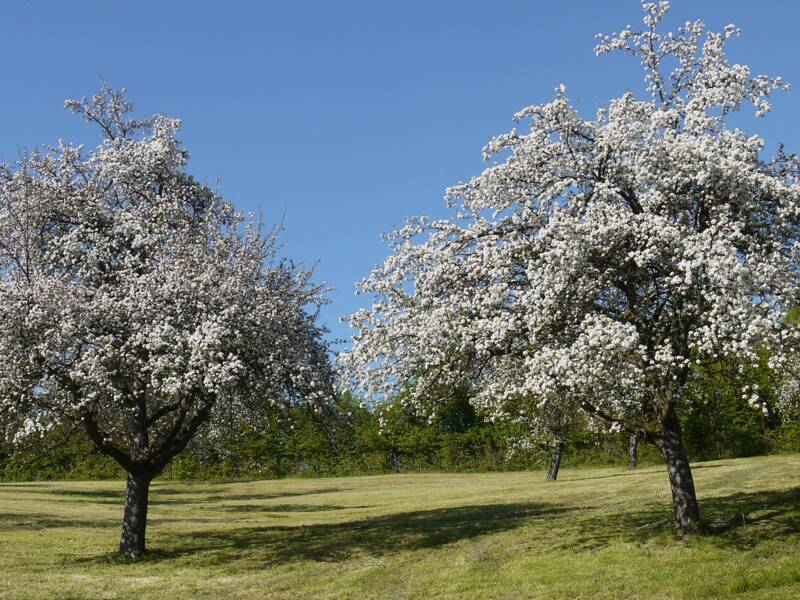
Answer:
[[1, 455, 800, 599]]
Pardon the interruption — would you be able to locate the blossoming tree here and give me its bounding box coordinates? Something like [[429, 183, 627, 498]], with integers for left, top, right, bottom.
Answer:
[[0, 87, 334, 557], [341, 2, 800, 528]]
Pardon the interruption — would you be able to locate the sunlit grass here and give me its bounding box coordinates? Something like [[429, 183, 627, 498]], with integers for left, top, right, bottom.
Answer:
[[2, 455, 800, 599]]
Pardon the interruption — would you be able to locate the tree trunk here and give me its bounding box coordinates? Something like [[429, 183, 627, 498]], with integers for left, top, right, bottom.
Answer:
[[119, 471, 152, 558], [546, 432, 564, 481], [657, 409, 701, 529], [628, 432, 639, 468]]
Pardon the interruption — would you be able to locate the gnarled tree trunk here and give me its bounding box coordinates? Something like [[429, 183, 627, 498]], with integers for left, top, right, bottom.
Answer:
[[580, 398, 701, 528], [546, 430, 564, 481], [655, 407, 701, 529], [119, 471, 153, 558]]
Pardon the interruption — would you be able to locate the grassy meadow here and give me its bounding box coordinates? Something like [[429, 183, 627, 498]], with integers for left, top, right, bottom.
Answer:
[[1, 455, 800, 599]]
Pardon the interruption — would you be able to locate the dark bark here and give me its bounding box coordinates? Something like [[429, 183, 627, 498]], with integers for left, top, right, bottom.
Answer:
[[655, 407, 701, 529], [119, 471, 153, 558], [81, 411, 135, 472], [581, 397, 701, 528], [546, 431, 564, 481], [628, 431, 640, 468], [79, 397, 215, 557]]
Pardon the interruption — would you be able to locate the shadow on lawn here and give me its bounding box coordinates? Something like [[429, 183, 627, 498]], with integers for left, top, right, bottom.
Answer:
[[564, 462, 729, 483], [46, 488, 208, 506], [0, 485, 357, 531], [223, 503, 370, 513], [28, 479, 799, 566], [31, 486, 349, 506], [557, 486, 800, 552], [204, 488, 347, 502], [0, 513, 119, 530], [115, 502, 569, 566], [146, 486, 800, 566]]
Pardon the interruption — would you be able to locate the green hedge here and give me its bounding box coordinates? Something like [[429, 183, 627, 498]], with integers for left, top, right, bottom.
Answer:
[[2, 388, 791, 482]]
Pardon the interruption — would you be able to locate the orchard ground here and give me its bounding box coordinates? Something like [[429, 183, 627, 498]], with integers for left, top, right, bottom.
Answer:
[[2, 456, 800, 599]]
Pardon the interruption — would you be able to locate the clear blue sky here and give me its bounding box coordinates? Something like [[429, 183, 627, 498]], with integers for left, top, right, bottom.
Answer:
[[1, 1, 798, 349]]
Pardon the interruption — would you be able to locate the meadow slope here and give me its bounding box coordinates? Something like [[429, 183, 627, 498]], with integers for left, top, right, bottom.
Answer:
[[1, 455, 800, 599]]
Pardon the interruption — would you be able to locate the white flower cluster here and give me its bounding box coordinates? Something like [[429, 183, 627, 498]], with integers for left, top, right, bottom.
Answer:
[[776, 358, 800, 421], [340, 4, 800, 437]]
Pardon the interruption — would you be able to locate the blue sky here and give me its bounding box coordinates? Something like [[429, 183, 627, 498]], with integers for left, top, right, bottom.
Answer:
[[1, 1, 798, 349]]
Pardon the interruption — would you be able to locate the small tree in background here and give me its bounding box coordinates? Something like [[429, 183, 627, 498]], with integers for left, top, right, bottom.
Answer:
[[0, 87, 334, 557], [492, 392, 583, 481], [342, 3, 800, 529], [628, 432, 643, 469]]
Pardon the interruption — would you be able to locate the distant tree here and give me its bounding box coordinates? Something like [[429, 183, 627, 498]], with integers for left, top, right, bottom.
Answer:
[[0, 87, 334, 557], [499, 394, 583, 481], [628, 432, 642, 469], [342, 3, 800, 529]]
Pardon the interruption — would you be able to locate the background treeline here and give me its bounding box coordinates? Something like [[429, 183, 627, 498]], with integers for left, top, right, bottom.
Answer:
[[3, 363, 800, 481]]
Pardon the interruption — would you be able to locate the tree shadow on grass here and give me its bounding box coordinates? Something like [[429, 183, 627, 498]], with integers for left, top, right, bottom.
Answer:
[[0, 513, 119, 530], [0, 482, 69, 489], [11, 486, 350, 507], [40, 489, 206, 506], [178, 501, 568, 566], [701, 486, 800, 547], [31, 481, 800, 568], [564, 462, 729, 483], [0, 510, 228, 531], [73, 501, 568, 567], [222, 503, 371, 513], [203, 488, 347, 502], [554, 486, 800, 552], [158, 486, 800, 566]]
